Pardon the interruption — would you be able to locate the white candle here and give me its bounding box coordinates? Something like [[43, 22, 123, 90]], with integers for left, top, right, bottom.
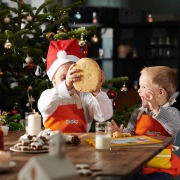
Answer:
[[95, 134, 111, 150], [28, 113, 42, 136]]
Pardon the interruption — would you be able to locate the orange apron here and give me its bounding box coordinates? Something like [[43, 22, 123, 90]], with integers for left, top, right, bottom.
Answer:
[[135, 114, 180, 178], [45, 104, 86, 133]]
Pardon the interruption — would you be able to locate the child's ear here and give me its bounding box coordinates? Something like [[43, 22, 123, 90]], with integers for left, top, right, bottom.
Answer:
[[52, 78, 56, 86], [158, 87, 165, 97]]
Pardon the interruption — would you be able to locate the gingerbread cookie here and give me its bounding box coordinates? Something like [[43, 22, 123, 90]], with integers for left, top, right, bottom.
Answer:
[[30, 142, 43, 150], [76, 163, 90, 169], [73, 58, 102, 92], [77, 169, 92, 176]]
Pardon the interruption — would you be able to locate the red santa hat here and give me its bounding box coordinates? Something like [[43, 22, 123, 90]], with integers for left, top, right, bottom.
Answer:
[[46, 39, 82, 81]]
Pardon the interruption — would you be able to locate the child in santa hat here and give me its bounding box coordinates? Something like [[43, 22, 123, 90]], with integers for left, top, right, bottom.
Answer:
[[38, 39, 113, 133]]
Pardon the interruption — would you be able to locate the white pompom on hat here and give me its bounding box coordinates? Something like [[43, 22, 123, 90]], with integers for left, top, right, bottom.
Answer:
[[46, 39, 82, 81]]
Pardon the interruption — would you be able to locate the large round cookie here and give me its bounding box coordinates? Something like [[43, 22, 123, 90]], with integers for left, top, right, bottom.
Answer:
[[73, 58, 101, 92]]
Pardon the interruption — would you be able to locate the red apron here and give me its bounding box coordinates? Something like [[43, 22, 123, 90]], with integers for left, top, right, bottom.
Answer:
[[135, 114, 180, 177], [45, 104, 87, 133]]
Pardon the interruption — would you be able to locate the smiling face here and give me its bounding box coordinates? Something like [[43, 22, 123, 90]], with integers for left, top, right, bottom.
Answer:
[[137, 73, 160, 108]]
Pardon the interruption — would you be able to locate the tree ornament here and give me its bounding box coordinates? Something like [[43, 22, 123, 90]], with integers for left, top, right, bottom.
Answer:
[[11, 108, 19, 115], [28, 85, 33, 91], [57, 24, 67, 33], [46, 15, 54, 21], [26, 14, 33, 22], [83, 45, 88, 57], [74, 11, 81, 21], [121, 83, 128, 93], [28, 95, 35, 104], [35, 65, 41, 76], [27, 63, 35, 71], [107, 89, 117, 99], [113, 100, 117, 109], [91, 34, 98, 43], [45, 32, 55, 40], [10, 81, 18, 89], [42, 58, 46, 63], [4, 39, 12, 49], [79, 33, 86, 47], [4, 16, 11, 24], [61, 11, 69, 19], [25, 55, 33, 64]]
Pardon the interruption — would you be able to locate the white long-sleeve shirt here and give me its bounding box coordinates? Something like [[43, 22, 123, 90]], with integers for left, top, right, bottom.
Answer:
[[38, 81, 113, 132]]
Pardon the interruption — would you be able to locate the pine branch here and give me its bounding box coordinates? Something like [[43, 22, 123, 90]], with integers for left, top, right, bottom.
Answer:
[[0, 9, 10, 17], [35, 12, 52, 21], [35, 0, 52, 16], [21, 3, 36, 15], [13, 29, 30, 38], [102, 77, 129, 90], [7, 7, 18, 14], [11, 0, 19, 3], [4, 30, 14, 38]]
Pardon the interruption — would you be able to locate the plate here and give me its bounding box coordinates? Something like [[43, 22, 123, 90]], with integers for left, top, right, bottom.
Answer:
[[0, 161, 16, 172], [10, 147, 48, 154]]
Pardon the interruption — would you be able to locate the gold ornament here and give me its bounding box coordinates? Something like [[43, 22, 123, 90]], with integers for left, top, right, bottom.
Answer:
[[78, 33, 86, 47], [45, 32, 55, 40], [25, 55, 33, 64], [91, 34, 98, 43], [4, 39, 12, 49], [121, 83, 128, 93], [26, 14, 33, 22], [4, 16, 11, 24], [57, 24, 67, 33]]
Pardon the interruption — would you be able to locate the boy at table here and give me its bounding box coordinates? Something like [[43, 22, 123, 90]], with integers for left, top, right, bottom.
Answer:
[[111, 66, 180, 180], [38, 39, 113, 133]]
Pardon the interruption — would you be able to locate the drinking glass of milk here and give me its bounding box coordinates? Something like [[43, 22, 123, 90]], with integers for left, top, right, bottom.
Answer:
[[95, 121, 111, 150]]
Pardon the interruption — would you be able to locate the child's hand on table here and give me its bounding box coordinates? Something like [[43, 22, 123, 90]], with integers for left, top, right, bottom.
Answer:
[[110, 120, 124, 133]]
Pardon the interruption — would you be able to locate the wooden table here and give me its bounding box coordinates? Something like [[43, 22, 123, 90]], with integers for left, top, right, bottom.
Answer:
[[1, 131, 174, 180]]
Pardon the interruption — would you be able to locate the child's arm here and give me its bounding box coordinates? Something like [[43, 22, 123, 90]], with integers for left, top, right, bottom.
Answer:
[[154, 106, 180, 137], [81, 90, 113, 122], [37, 81, 71, 124], [110, 108, 140, 135], [110, 120, 124, 133]]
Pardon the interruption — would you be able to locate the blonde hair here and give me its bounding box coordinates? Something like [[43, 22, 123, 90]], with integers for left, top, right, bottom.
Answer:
[[140, 66, 178, 98]]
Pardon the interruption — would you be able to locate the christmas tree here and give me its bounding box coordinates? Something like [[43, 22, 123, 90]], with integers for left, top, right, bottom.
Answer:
[[0, 0, 135, 131], [0, 0, 94, 114]]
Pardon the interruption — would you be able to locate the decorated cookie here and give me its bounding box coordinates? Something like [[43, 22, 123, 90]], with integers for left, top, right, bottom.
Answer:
[[76, 163, 90, 169], [30, 142, 43, 150], [18, 138, 30, 146], [18, 145, 29, 151], [77, 169, 92, 176]]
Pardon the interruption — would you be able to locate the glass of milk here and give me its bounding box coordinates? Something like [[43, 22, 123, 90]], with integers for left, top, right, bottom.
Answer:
[[95, 121, 111, 150]]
